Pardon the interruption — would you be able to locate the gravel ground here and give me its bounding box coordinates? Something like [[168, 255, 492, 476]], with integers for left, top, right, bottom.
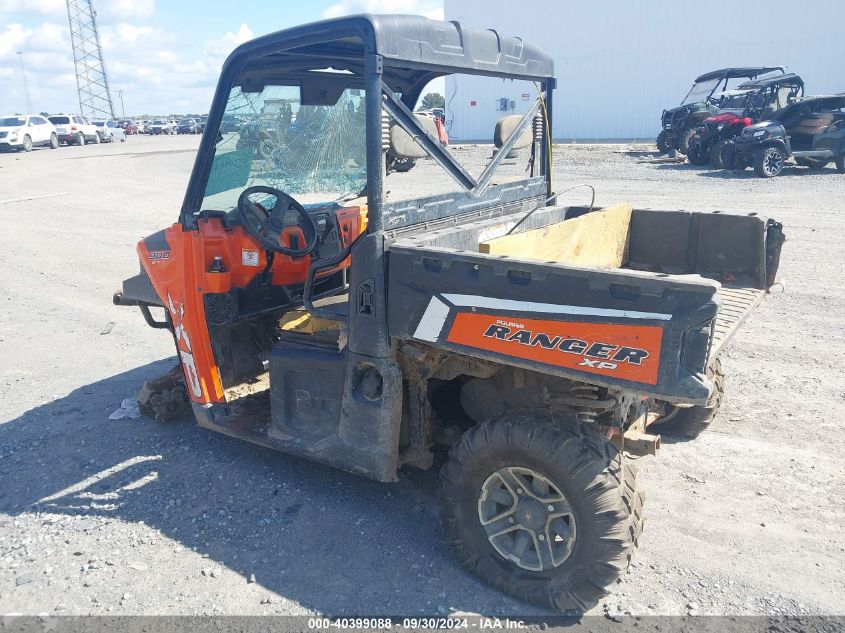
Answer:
[[0, 136, 843, 618]]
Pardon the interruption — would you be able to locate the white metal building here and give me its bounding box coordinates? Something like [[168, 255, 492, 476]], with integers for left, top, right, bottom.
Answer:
[[444, 0, 845, 141]]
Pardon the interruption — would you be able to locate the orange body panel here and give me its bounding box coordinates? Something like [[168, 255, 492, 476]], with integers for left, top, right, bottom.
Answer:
[[447, 312, 664, 385], [138, 206, 367, 405]]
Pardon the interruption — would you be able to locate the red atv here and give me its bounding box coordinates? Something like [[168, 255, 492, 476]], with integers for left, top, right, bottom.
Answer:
[[687, 73, 804, 167]]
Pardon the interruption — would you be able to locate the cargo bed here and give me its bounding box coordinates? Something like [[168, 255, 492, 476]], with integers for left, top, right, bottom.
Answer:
[[387, 204, 783, 404]]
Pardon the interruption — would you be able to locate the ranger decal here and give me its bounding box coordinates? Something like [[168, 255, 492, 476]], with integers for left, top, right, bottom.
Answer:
[[447, 313, 663, 384]]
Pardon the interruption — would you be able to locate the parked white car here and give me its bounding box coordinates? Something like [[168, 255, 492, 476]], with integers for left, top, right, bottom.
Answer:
[[92, 119, 127, 143], [0, 114, 59, 152], [47, 114, 101, 145], [148, 119, 176, 135]]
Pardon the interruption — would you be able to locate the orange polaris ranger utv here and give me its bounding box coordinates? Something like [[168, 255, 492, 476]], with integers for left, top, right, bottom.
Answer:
[[115, 15, 785, 611]]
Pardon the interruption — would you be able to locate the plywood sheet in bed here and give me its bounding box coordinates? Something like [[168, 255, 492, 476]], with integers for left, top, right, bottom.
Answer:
[[478, 203, 633, 268]]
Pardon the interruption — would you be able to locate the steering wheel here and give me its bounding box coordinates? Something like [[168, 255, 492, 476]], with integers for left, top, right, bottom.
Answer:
[[236, 185, 318, 258]]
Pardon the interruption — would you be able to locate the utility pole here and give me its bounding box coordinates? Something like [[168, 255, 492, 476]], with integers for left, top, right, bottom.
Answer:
[[65, 0, 115, 119], [17, 52, 33, 114], [117, 89, 126, 119]]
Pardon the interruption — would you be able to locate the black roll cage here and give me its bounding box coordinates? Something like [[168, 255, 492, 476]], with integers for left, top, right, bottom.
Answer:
[[179, 14, 555, 233], [682, 67, 787, 105]]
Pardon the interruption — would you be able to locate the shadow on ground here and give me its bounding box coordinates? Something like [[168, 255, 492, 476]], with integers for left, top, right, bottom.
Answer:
[[0, 359, 549, 616]]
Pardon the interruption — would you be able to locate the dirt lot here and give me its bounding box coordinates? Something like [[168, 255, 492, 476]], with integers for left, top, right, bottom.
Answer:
[[0, 136, 843, 618]]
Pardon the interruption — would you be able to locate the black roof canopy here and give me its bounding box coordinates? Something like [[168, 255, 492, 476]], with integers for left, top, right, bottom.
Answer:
[[694, 67, 785, 83], [223, 14, 554, 98], [737, 72, 803, 90]]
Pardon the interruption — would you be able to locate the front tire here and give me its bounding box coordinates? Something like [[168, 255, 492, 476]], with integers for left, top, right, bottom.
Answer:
[[49, 133, 59, 149], [441, 410, 642, 613], [22, 135, 33, 152], [93, 133, 101, 144], [710, 139, 734, 169], [754, 146, 785, 177], [686, 139, 709, 165], [656, 130, 672, 154]]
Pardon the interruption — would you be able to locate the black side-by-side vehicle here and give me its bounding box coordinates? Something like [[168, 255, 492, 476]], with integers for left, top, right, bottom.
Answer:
[[657, 67, 785, 155], [730, 94, 845, 177]]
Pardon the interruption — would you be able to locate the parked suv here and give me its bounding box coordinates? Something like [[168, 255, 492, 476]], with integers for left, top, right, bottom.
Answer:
[[731, 94, 845, 177], [657, 67, 785, 155], [0, 114, 59, 151], [148, 119, 175, 135], [177, 118, 199, 134], [47, 114, 101, 145], [686, 73, 804, 166], [92, 119, 127, 143]]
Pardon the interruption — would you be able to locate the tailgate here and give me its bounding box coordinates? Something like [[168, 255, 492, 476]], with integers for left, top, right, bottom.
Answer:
[[711, 285, 764, 362]]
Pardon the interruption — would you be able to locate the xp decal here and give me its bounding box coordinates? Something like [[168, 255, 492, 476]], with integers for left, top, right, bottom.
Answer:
[[447, 312, 663, 384]]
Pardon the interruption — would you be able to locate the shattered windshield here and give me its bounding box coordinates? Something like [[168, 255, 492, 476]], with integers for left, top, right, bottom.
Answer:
[[201, 84, 367, 211], [681, 79, 720, 105]]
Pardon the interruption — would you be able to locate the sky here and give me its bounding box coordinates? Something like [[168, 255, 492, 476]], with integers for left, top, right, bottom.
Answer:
[[0, 0, 444, 117]]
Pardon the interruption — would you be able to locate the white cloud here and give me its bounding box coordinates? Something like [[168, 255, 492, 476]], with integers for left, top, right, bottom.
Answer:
[[0, 0, 65, 18], [0, 22, 29, 57], [95, 0, 155, 23], [322, 0, 443, 21], [114, 23, 155, 44], [202, 23, 253, 59]]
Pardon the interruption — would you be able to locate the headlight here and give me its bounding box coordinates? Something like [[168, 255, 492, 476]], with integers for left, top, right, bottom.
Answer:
[[753, 130, 767, 137]]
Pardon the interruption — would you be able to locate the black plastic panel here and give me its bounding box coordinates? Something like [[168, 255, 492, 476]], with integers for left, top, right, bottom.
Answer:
[[387, 244, 719, 403]]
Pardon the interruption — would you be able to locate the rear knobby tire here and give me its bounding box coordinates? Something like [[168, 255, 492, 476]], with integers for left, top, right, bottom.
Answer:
[[441, 409, 643, 613], [652, 357, 725, 438]]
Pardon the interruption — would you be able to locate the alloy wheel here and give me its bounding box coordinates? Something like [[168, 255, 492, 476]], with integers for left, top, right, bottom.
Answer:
[[477, 466, 576, 572], [764, 150, 783, 176]]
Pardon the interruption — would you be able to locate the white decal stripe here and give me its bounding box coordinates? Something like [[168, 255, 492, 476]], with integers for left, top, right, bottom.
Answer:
[[441, 293, 672, 321], [413, 297, 451, 342]]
